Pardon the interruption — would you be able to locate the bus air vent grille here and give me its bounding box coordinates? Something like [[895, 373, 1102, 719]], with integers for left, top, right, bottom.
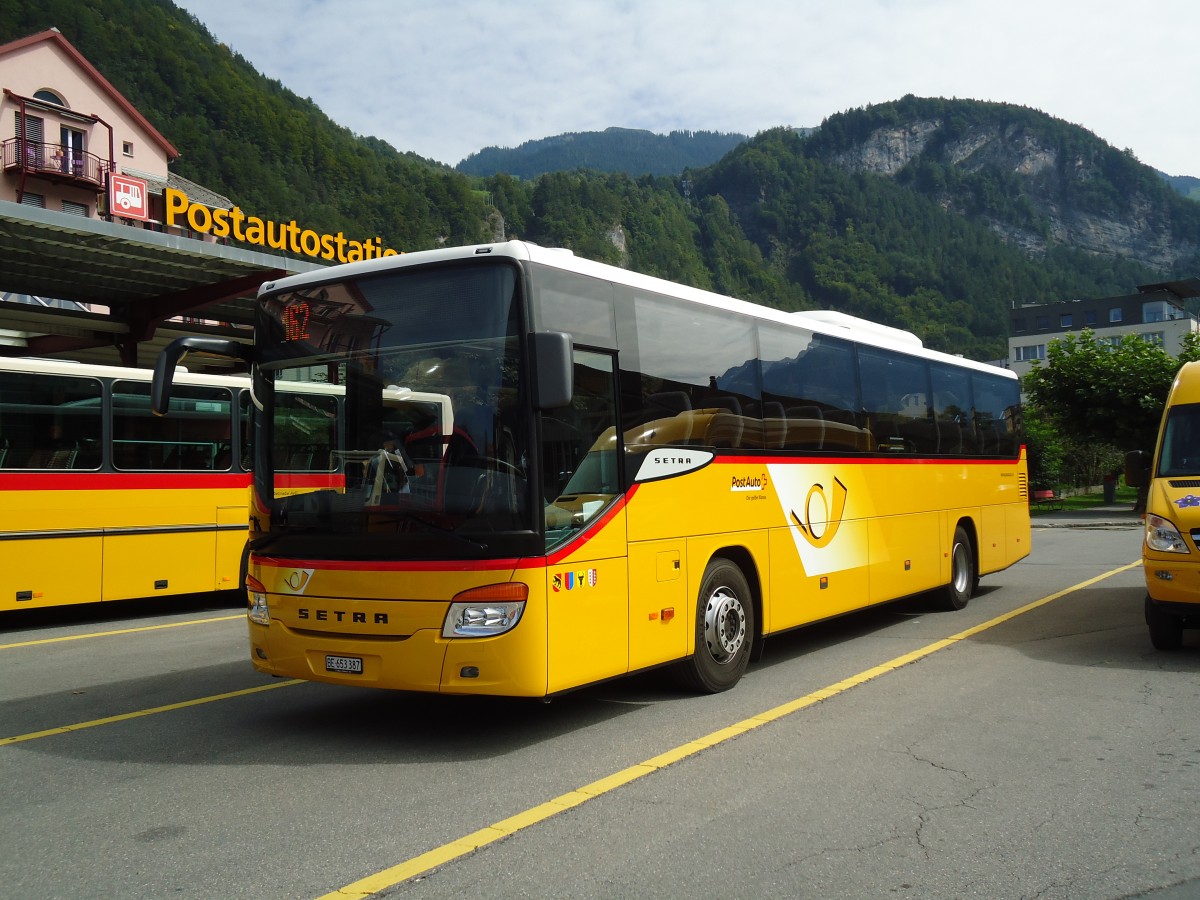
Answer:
[[1169, 479, 1200, 488]]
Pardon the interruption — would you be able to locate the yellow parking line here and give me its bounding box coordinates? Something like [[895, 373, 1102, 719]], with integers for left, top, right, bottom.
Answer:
[[1, 679, 304, 746], [0, 614, 244, 650], [316, 560, 1141, 899]]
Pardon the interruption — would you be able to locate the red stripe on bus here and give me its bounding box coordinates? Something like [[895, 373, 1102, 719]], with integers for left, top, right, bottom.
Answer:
[[715, 453, 1022, 466], [0, 472, 252, 490]]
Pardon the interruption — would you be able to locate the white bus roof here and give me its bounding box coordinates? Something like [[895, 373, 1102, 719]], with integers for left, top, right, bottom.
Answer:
[[259, 240, 1015, 381]]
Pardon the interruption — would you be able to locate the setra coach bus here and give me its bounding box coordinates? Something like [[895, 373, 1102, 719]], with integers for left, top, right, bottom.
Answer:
[[152, 240, 1030, 695]]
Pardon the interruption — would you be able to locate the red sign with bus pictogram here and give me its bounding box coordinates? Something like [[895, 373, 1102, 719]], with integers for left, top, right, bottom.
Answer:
[[110, 174, 148, 220]]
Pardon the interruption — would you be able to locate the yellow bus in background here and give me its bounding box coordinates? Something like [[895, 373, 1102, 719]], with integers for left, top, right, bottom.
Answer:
[[0, 358, 250, 611], [1126, 360, 1200, 649], [0, 358, 450, 613], [154, 240, 1030, 695]]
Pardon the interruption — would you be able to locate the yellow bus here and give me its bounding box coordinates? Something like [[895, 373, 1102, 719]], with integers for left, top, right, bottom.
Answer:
[[1125, 360, 1200, 649], [153, 240, 1030, 695], [0, 358, 250, 612], [0, 357, 451, 613]]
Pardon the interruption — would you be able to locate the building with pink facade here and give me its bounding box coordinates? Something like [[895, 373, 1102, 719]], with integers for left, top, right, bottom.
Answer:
[[1, 27, 227, 233]]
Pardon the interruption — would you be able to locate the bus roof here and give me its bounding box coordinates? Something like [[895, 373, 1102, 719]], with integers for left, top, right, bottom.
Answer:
[[258, 240, 1016, 381]]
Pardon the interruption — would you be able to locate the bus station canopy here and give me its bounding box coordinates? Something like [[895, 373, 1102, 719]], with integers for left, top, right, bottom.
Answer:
[[0, 201, 324, 370]]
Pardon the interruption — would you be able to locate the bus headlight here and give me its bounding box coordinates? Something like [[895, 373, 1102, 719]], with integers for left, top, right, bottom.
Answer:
[[1146, 515, 1189, 554], [246, 575, 271, 625], [443, 582, 528, 638]]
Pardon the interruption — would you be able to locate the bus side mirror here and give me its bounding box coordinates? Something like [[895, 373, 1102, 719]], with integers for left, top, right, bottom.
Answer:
[[533, 331, 573, 410], [1124, 449, 1150, 488], [152, 336, 253, 415]]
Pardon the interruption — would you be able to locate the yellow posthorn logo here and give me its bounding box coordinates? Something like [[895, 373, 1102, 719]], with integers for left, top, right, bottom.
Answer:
[[790, 477, 848, 548], [282, 569, 313, 593]]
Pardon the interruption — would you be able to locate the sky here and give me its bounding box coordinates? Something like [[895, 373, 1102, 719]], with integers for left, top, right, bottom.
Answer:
[[172, 0, 1198, 177]]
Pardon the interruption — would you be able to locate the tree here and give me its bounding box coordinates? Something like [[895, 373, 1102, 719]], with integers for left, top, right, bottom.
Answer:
[[1023, 330, 1200, 511]]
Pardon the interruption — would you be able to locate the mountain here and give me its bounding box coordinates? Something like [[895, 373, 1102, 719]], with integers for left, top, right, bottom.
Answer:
[[2, 4, 1198, 364], [799, 96, 1200, 276], [1162, 173, 1200, 202], [456, 127, 750, 179]]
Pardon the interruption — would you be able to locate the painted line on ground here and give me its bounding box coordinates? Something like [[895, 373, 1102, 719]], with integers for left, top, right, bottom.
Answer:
[[0, 614, 244, 650], [0, 679, 304, 747], [316, 560, 1141, 899]]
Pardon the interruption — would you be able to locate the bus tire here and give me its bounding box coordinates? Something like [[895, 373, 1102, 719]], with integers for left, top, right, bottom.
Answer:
[[1146, 594, 1184, 650], [676, 558, 754, 693], [937, 525, 975, 611]]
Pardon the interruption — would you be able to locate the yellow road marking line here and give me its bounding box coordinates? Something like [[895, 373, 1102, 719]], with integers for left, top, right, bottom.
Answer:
[[1, 679, 304, 746], [317, 560, 1141, 899], [0, 614, 244, 650]]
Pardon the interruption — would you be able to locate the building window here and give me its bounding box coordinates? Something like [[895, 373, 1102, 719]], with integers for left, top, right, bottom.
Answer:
[[1143, 301, 1167, 323], [1143, 332, 1165, 347], [1013, 317, 1026, 333], [1015, 344, 1046, 362], [122, 141, 134, 156], [62, 200, 88, 216], [1109, 308, 1123, 323], [1035, 316, 1050, 329], [1060, 313, 1073, 327], [1085, 310, 1097, 326], [1103, 336, 1123, 349], [32, 89, 65, 106], [19, 192, 45, 207]]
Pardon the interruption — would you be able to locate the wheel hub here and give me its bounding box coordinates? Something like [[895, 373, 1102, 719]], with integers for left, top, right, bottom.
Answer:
[[705, 588, 746, 663]]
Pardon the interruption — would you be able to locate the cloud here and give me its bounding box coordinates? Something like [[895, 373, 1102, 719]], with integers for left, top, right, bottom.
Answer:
[[177, 0, 1199, 175]]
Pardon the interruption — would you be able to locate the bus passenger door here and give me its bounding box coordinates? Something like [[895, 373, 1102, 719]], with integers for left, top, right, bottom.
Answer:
[[542, 349, 629, 692]]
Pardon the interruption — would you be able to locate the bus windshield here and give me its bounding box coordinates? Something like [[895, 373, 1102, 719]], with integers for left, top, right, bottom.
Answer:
[[254, 261, 537, 560], [1157, 402, 1200, 478]]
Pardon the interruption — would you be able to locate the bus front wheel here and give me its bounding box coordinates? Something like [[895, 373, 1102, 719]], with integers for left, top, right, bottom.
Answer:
[[1145, 594, 1184, 650], [676, 558, 754, 693], [938, 525, 975, 611]]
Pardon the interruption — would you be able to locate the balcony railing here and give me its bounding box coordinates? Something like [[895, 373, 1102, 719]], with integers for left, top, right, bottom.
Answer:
[[2, 138, 109, 191]]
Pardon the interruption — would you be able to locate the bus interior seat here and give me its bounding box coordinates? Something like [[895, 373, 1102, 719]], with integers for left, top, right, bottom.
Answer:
[[646, 391, 692, 416], [824, 408, 860, 429], [786, 405, 826, 450], [182, 446, 214, 470], [287, 449, 314, 470], [704, 409, 744, 448], [973, 419, 998, 455], [47, 447, 78, 469], [899, 417, 939, 454], [761, 403, 787, 449], [707, 396, 742, 415], [643, 391, 695, 444], [442, 465, 485, 514], [937, 420, 963, 455]]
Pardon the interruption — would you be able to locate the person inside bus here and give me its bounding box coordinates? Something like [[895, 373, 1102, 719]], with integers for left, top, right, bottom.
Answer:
[[366, 431, 422, 504]]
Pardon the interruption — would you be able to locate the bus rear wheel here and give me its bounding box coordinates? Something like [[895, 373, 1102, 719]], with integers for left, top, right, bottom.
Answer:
[[676, 558, 754, 693], [937, 525, 975, 611], [1145, 594, 1184, 650]]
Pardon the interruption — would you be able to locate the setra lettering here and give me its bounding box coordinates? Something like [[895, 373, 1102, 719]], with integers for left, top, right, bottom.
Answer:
[[296, 608, 389, 625]]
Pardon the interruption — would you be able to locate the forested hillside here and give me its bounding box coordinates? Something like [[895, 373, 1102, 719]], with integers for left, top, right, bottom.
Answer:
[[1163, 174, 1200, 202], [3, 2, 1198, 362], [456, 127, 749, 179]]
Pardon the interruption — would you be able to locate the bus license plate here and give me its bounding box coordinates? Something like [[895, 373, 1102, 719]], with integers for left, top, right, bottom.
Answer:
[[325, 654, 363, 674]]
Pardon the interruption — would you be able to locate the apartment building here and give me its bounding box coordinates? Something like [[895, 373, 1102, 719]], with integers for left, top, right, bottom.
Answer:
[[1008, 281, 1200, 379]]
